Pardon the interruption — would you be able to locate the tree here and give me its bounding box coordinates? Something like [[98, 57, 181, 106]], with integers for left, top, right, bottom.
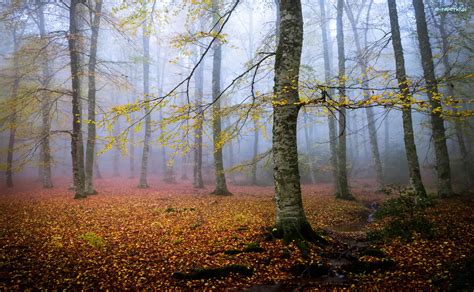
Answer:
[[247, 0, 259, 186], [193, 36, 205, 188], [344, 0, 384, 192], [335, 0, 353, 200], [138, 15, 151, 189], [412, 0, 453, 197], [210, 0, 231, 196], [302, 110, 316, 184], [68, 0, 86, 199], [37, 2, 53, 188], [85, 0, 103, 195], [6, 27, 20, 188], [387, 0, 427, 197], [434, 5, 473, 189], [318, 0, 340, 196], [272, 0, 317, 241], [128, 96, 136, 179]]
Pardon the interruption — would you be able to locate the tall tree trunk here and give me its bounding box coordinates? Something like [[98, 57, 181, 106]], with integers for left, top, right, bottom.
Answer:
[[84, 0, 102, 194], [37, 3, 54, 188], [319, 0, 340, 194], [345, 0, 384, 191], [181, 154, 189, 180], [129, 96, 136, 179], [303, 110, 316, 184], [413, 0, 453, 197], [335, 0, 353, 200], [273, 0, 317, 242], [384, 112, 390, 171], [365, 107, 384, 189], [247, 3, 259, 186], [210, 0, 231, 195], [6, 30, 19, 188], [387, 0, 427, 197], [437, 12, 473, 189], [138, 18, 151, 189], [113, 114, 121, 177], [251, 118, 259, 185], [68, 0, 86, 198], [94, 156, 102, 179], [193, 40, 205, 188]]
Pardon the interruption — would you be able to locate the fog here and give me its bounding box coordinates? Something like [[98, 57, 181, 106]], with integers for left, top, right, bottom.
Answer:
[[0, 0, 472, 191]]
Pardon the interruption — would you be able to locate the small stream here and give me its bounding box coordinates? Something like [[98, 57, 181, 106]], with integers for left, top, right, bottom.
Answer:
[[330, 201, 380, 233], [367, 201, 379, 223]]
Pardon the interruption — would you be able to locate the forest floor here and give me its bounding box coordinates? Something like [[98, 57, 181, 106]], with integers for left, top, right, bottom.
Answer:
[[0, 178, 472, 290]]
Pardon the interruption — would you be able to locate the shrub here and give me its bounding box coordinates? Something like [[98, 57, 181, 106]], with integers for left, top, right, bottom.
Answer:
[[369, 193, 436, 241], [79, 232, 105, 249]]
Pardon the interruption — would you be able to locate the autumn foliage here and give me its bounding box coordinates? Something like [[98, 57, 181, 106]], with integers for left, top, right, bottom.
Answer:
[[0, 179, 472, 289]]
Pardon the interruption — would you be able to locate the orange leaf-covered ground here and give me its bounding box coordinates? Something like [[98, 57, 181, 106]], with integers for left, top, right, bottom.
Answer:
[[0, 179, 472, 290]]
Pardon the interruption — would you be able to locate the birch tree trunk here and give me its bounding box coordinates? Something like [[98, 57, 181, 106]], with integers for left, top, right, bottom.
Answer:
[[412, 0, 453, 197], [84, 0, 102, 194], [387, 0, 427, 197], [272, 0, 317, 241], [68, 0, 86, 198], [211, 0, 231, 195]]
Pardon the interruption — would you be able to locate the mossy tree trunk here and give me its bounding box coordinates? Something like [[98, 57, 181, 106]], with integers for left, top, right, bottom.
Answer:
[[335, 0, 353, 200], [437, 12, 473, 190], [272, 0, 317, 242], [84, 0, 102, 194], [413, 0, 453, 197], [387, 0, 427, 197], [68, 0, 86, 199], [211, 0, 231, 196]]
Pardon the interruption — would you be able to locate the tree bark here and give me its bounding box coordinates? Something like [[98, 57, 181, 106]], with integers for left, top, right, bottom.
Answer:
[[247, 3, 259, 186], [6, 29, 19, 188], [37, 3, 54, 188], [129, 95, 136, 179], [113, 113, 121, 177], [437, 12, 472, 189], [335, 0, 353, 200], [272, 0, 317, 242], [94, 156, 102, 179], [84, 0, 102, 194], [344, 0, 384, 191], [138, 18, 151, 189], [303, 110, 316, 184], [387, 0, 427, 197], [68, 0, 86, 198], [193, 42, 205, 188], [319, 0, 340, 195], [211, 0, 231, 195], [413, 0, 453, 197]]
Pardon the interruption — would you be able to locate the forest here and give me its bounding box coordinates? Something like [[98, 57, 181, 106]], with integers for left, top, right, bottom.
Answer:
[[0, 0, 473, 289]]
